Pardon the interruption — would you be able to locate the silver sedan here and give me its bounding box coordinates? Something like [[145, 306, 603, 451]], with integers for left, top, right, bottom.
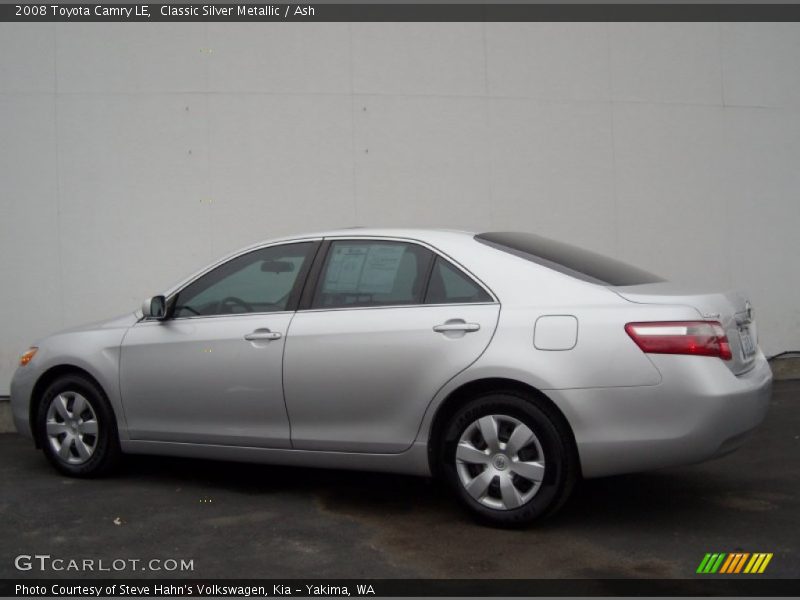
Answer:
[[10, 229, 772, 526]]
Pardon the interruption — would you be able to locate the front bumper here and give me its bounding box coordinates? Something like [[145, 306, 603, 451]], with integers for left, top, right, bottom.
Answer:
[[9, 364, 36, 440], [553, 351, 772, 478]]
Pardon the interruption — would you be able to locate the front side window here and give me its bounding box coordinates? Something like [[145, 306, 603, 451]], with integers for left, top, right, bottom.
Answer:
[[172, 242, 314, 317], [312, 241, 433, 309], [424, 257, 492, 304]]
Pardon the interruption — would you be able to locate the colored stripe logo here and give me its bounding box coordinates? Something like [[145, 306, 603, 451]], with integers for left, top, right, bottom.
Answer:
[[697, 553, 773, 574]]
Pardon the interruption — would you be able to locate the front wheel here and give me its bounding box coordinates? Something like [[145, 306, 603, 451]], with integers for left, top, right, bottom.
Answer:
[[440, 391, 578, 527], [36, 374, 121, 477]]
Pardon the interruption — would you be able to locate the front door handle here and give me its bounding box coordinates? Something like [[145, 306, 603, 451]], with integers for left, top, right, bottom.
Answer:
[[244, 329, 282, 341], [433, 322, 481, 333]]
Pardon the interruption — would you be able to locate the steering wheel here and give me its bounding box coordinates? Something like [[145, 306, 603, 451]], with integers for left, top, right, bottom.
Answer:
[[220, 296, 254, 314]]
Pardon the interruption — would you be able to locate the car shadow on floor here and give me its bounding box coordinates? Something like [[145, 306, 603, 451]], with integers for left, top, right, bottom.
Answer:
[[119, 452, 743, 530]]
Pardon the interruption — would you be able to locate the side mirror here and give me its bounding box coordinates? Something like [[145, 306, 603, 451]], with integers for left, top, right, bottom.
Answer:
[[142, 295, 167, 320]]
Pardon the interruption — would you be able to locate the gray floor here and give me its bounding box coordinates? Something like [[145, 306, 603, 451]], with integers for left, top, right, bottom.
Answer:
[[1, 381, 798, 579]]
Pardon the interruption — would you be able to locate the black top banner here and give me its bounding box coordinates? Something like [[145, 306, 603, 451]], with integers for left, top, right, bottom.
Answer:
[[4, 578, 800, 597], [5, 3, 800, 22]]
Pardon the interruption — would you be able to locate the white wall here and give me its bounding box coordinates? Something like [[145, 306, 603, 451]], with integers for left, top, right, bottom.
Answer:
[[1, 22, 799, 394]]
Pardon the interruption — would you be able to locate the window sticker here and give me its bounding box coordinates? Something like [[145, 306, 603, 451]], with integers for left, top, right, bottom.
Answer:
[[323, 245, 368, 293], [359, 245, 406, 294], [323, 244, 406, 295]]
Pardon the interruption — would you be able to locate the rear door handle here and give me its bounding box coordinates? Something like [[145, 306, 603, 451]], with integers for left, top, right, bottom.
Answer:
[[244, 329, 282, 341], [433, 322, 480, 333]]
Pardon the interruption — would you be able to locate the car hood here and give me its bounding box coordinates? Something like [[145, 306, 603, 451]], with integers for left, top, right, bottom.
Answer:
[[38, 312, 139, 342]]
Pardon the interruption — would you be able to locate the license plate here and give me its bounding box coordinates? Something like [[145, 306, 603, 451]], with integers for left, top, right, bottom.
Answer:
[[738, 327, 756, 359]]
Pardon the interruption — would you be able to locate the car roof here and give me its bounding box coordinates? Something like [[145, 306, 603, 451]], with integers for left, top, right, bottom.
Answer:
[[266, 227, 478, 244]]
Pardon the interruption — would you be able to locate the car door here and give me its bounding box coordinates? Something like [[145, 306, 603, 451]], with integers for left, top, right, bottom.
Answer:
[[120, 241, 318, 448], [283, 238, 500, 453]]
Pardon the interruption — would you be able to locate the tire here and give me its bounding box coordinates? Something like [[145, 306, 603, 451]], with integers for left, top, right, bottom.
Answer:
[[439, 390, 578, 528], [36, 374, 122, 477]]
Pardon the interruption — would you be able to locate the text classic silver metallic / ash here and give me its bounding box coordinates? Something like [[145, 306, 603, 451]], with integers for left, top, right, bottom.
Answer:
[[10, 229, 772, 527]]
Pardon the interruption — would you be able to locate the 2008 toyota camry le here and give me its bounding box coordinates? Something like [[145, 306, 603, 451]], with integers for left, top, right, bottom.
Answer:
[[10, 229, 772, 526]]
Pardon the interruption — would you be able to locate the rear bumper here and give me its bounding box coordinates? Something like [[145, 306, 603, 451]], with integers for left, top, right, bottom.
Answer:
[[553, 351, 772, 478]]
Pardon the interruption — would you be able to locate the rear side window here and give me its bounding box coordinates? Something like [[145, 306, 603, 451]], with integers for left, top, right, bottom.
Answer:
[[425, 257, 492, 304], [475, 232, 663, 286], [312, 241, 433, 309]]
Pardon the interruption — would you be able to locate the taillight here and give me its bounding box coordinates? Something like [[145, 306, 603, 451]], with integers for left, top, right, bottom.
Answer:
[[625, 321, 732, 361]]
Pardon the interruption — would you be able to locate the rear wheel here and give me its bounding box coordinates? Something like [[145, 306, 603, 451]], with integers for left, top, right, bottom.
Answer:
[[440, 391, 577, 527], [36, 374, 121, 477]]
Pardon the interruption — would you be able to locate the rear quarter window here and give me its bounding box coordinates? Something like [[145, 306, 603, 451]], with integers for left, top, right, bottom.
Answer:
[[475, 232, 664, 286]]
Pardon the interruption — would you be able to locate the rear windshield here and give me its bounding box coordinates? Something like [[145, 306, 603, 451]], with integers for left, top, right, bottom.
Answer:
[[475, 232, 664, 286]]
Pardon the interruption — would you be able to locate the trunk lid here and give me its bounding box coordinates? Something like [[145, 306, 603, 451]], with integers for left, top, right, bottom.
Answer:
[[612, 282, 758, 375]]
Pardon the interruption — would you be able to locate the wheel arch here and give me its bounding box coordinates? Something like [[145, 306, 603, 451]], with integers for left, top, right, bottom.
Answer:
[[426, 377, 580, 477], [29, 365, 111, 449]]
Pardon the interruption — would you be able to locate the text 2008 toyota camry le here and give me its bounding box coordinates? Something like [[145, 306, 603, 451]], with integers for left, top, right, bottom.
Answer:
[[10, 229, 771, 526]]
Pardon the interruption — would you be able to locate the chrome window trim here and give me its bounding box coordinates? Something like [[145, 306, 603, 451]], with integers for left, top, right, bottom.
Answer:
[[299, 301, 499, 315], [141, 234, 498, 323], [137, 310, 296, 325]]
